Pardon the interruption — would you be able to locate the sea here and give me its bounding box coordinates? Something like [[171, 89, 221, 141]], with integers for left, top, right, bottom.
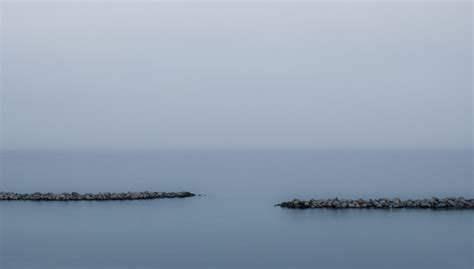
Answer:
[[0, 150, 473, 269]]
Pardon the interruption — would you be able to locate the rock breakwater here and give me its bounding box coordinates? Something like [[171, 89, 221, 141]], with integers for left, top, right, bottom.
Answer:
[[276, 197, 474, 209], [0, 191, 195, 201]]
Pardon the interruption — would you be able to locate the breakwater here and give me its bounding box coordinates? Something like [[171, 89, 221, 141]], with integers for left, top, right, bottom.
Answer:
[[276, 197, 474, 209], [0, 191, 195, 201]]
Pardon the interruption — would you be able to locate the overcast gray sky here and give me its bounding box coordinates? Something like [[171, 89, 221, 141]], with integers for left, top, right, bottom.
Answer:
[[1, 1, 472, 150]]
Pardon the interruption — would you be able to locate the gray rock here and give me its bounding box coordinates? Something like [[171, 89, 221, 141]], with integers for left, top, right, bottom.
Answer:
[[0, 191, 196, 201], [277, 197, 474, 210]]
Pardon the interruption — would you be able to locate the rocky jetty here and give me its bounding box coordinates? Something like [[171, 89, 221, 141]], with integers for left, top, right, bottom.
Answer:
[[0, 191, 195, 201], [276, 197, 474, 209]]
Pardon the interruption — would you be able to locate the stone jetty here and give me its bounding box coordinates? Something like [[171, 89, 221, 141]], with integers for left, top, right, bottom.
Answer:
[[0, 191, 195, 201], [276, 197, 474, 209]]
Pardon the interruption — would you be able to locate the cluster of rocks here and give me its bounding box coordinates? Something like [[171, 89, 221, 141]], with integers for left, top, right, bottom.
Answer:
[[276, 197, 474, 209], [0, 191, 195, 201]]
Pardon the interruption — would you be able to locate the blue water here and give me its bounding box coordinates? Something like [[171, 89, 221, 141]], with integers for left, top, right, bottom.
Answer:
[[1, 150, 473, 269]]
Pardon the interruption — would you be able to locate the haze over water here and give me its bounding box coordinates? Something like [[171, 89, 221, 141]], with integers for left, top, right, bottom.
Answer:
[[1, 1, 473, 268], [2, 1, 471, 151]]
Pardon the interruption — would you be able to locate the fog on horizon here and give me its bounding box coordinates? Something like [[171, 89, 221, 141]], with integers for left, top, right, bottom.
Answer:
[[1, 1, 472, 150]]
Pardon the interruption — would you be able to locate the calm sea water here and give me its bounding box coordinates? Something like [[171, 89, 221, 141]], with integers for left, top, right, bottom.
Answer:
[[1, 150, 473, 269]]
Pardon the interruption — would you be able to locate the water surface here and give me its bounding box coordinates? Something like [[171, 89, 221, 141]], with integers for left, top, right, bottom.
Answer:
[[1, 150, 473, 268]]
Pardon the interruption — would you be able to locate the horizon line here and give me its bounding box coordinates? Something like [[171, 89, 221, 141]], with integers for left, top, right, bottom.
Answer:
[[1, 147, 472, 152]]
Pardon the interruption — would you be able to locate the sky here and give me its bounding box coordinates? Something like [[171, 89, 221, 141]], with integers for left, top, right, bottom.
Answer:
[[0, 1, 472, 150]]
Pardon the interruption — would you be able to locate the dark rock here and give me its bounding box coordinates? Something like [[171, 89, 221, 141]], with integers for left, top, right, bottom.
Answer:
[[277, 197, 474, 210], [0, 191, 196, 201]]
